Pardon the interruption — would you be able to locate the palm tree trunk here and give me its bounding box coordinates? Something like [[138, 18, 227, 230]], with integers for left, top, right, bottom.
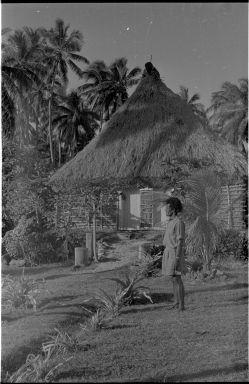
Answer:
[[48, 96, 54, 165], [48, 64, 57, 166], [92, 201, 98, 262], [100, 107, 104, 132], [58, 138, 61, 167]]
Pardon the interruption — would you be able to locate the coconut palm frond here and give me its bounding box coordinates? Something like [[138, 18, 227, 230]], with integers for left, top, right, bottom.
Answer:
[[127, 66, 142, 79], [209, 78, 248, 151], [188, 93, 201, 104], [68, 60, 82, 78], [69, 52, 89, 64]]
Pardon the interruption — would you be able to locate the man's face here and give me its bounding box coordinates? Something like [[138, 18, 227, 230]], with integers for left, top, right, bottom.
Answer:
[[165, 203, 175, 217]]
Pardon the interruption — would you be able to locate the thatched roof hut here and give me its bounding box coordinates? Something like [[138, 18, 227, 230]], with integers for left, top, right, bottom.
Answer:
[[50, 62, 247, 190]]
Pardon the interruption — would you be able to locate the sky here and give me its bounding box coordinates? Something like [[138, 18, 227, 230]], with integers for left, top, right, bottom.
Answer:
[[1, 2, 248, 108]]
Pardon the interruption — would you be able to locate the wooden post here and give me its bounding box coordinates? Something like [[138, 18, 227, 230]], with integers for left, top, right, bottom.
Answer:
[[92, 201, 98, 262], [100, 202, 103, 229], [55, 197, 58, 229], [86, 232, 93, 263], [116, 197, 119, 231], [227, 185, 233, 229]]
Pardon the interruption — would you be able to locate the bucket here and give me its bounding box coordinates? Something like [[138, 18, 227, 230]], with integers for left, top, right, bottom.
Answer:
[[75, 247, 88, 266]]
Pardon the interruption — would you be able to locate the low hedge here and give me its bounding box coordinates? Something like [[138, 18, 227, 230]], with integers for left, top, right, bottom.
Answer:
[[214, 229, 248, 262]]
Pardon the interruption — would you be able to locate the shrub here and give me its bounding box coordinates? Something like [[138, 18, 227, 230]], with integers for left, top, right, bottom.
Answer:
[[80, 308, 112, 332], [8, 353, 71, 383], [8, 329, 76, 383], [2, 216, 57, 266], [214, 229, 248, 262], [138, 244, 164, 278], [42, 328, 79, 358], [81, 288, 123, 319], [2, 269, 46, 311], [108, 271, 153, 305]]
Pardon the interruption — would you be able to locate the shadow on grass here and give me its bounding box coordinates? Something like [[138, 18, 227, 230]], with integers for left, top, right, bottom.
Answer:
[[1, 263, 74, 277], [232, 294, 248, 302], [43, 273, 75, 281], [141, 362, 248, 382], [2, 311, 31, 323], [1, 310, 90, 379], [94, 265, 132, 275], [121, 303, 167, 316], [186, 282, 248, 295], [39, 294, 83, 309], [150, 292, 173, 304], [1, 335, 47, 380], [104, 323, 139, 330], [98, 257, 119, 263], [54, 366, 105, 382], [35, 311, 86, 319]]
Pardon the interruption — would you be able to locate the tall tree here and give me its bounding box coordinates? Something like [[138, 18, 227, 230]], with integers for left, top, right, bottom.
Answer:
[[41, 19, 89, 165], [207, 79, 248, 155], [52, 91, 99, 165], [178, 86, 208, 128], [1, 28, 44, 139], [78, 57, 141, 131]]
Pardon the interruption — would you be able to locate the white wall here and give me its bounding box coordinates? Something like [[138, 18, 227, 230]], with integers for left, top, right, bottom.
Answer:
[[119, 189, 169, 229], [119, 191, 140, 229]]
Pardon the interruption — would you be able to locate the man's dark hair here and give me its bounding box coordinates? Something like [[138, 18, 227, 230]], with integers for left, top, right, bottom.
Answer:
[[165, 197, 183, 214]]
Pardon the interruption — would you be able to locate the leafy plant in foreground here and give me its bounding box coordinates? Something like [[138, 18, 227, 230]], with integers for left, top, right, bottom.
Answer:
[[80, 308, 112, 332], [8, 353, 71, 383], [108, 271, 153, 305], [2, 269, 46, 311], [81, 287, 124, 318], [42, 328, 79, 358], [137, 245, 164, 278]]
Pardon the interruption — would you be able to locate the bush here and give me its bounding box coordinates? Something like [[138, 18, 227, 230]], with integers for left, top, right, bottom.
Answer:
[[42, 328, 79, 358], [214, 229, 248, 262], [3, 216, 57, 266], [108, 271, 153, 305], [138, 243, 164, 278], [2, 269, 46, 311]]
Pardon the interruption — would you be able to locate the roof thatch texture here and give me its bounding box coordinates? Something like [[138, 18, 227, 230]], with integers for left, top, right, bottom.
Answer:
[[50, 63, 247, 190]]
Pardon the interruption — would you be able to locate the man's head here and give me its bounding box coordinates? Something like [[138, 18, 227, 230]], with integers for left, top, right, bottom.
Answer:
[[165, 197, 183, 217]]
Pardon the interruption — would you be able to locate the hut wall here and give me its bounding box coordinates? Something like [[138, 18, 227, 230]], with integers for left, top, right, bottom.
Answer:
[[56, 193, 118, 232], [55, 184, 247, 233], [219, 184, 247, 230], [118, 184, 247, 231]]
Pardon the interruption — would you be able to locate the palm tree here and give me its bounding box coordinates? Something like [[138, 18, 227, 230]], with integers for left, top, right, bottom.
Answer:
[[41, 19, 89, 165], [181, 170, 227, 272], [207, 79, 248, 155], [2, 29, 43, 139], [78, 57, 141, 131], [52, 91, 99, 165], [178, 86, 208, 128]]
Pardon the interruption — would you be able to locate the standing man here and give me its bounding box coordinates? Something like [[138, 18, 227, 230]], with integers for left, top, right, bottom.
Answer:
[[162, 197, 185, 311]]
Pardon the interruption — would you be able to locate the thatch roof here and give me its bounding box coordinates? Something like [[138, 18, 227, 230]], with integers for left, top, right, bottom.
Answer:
[[50, 62, 247, 190]]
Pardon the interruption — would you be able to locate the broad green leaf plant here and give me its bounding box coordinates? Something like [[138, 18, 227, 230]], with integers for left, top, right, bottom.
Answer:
[[180, 170, 227, 272]]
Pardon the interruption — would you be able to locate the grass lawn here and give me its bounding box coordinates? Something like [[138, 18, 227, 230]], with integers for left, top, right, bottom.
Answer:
[[1, 254, 248, 382]]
